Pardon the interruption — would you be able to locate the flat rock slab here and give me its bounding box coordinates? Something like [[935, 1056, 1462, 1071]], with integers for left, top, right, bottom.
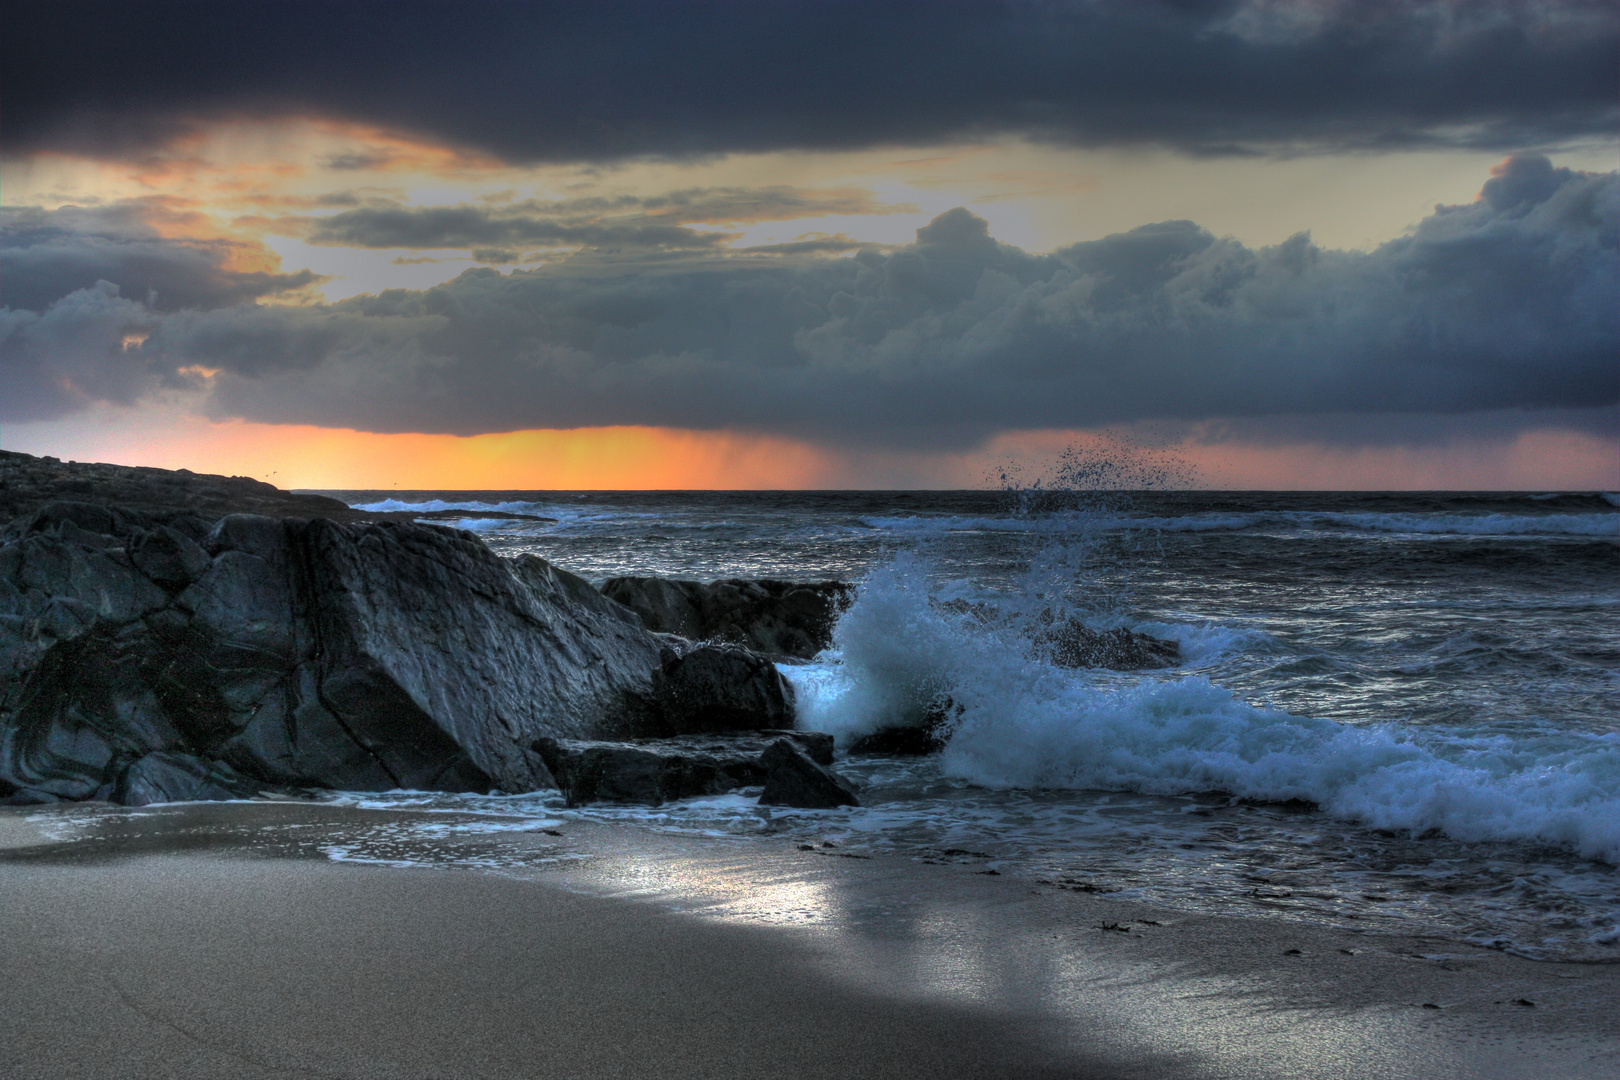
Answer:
[[533, 730, 834, 807]]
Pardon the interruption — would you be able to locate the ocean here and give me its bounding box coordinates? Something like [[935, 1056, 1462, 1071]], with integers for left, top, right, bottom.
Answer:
[[314, 487, 1619, 962]]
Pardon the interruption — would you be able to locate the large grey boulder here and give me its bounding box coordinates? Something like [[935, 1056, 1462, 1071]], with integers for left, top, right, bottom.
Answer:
[[654, 644, 795, 734], [1, 503, 761, 804], [600, 577, 851, 659]]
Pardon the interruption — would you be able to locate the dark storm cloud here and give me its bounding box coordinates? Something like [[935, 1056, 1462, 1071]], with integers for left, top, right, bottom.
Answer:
[[4, 157, 1615, 447], [0, 203, 325, 313], [1172, 405, 1620, 450], [297, 189, 912, 253], [4, 2, 1614, 162], [306, 206, 727, 253]]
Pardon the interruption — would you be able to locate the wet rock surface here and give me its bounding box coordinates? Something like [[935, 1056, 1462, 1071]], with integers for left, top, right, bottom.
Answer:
[[1029, 619, 1181, 670], [532, 730, 834, 806], [759, 738, 861, 809], [848, 697, 959, 756], [0, 454, 845, 808], [601, 576, 851, 660], [0, 499, 800, 806], [652, 644, 796, 734]]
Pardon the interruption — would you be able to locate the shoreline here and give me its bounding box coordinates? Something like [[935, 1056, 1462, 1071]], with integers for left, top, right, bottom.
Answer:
[[4, 802, 1615, 1080]]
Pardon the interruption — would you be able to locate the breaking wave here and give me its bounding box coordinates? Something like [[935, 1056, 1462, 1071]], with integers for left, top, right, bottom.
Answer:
[[792, 552, 1620, 864]]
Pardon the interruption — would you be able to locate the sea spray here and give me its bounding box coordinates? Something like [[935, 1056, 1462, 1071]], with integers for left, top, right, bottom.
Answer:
[[795, 543, 1620, 862], [791, 446, 1620, 865], [328, 484, 1620, 957]]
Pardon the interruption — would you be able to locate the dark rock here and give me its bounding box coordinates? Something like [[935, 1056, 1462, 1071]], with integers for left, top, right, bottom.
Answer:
[[1, 456, 813, 808], [654, 644, 795, 734], [113, 751, 264, 806], [0, 450, 358, 526], [0, 448, 536, 529], [601, 576, 851, 659], [759, 738, 860, 809], [1028, 619, 1180, 670], [849, 725, 945, 756], [532, 730, 833, 806], [129, 525, 212, 591], [509, 555, 643, 628], [2, 507, 784, 805], [847, 696, 959, 756]]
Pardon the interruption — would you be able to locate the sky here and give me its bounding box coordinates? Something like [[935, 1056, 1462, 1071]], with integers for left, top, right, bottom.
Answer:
[[2, 0, 1616, 490]]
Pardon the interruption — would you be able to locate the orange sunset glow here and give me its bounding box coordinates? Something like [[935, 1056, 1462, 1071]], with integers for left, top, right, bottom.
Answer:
[[3, 4, 1615, 490], [8, 415, 1614, 492]]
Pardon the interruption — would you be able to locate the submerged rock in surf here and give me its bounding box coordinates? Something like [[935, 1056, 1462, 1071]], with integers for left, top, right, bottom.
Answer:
[[1028, 618, 1180, 670], [601, 576, 851, 660], [532, 730, 833, 807], [848, 696, 961, 756], [0, 495, 804, 806], [759, 738, 861, 809]]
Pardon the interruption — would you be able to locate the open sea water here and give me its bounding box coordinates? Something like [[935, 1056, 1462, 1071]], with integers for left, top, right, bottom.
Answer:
[[319, 487, 1620, 961]]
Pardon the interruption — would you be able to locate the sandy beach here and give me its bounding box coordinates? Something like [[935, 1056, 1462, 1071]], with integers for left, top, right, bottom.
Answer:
[[2, 801, 1614, 1080]]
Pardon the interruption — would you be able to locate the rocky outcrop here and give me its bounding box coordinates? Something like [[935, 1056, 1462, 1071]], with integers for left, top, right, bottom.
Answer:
[[0, 501, 796, 805], [759, 738, 860, 808], [0, 449, 553, 529], [1029, 619, 1181, 670], [532, 730, 833, 807], [0, 449, 359, 525], [600, 577, 851, 660]]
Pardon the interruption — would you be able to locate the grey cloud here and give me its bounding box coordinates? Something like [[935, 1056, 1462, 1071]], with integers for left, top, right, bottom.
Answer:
[[300, 188, 910, 253], [5, 2, 1614, 162], [306, 205, 727, 252], [4, 157, 1615, 449], [1161, 406, 1619, 451], [739, 237, 876, 256], [0, 282, 161, 420], [1, 203, 324, 314], [0, 281, 437, 422]]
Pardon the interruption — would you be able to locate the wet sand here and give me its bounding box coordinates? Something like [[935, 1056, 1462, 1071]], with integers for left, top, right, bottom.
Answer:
[[2, 802, 1615, 1080]]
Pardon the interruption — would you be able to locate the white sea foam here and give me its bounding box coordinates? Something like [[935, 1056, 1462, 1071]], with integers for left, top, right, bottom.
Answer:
[[352, 497, 556, 515], [433, 517, 520, 533], [789, 553, 1620, 864]]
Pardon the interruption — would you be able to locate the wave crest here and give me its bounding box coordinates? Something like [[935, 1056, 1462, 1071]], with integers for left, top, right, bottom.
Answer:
[[793, 552, 1620, 863]]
